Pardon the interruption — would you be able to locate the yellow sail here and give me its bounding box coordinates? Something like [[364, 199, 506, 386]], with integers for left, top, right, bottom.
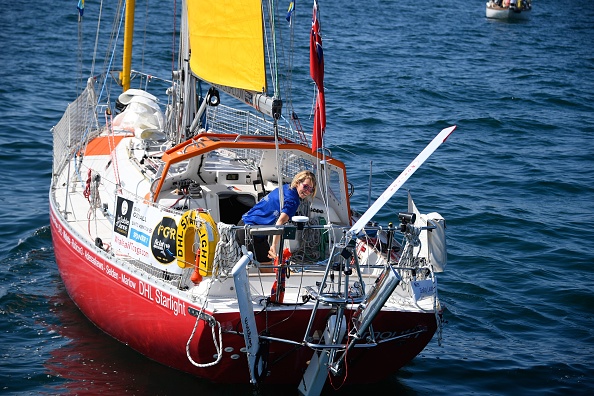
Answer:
[[187, 0, 266, 92]]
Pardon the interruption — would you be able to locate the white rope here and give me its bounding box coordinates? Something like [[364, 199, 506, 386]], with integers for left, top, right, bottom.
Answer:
[[212, 223, 242, 280], [185, 223, 248, 367], [185, 277, 224, 368], [185, 314, 224, 368]]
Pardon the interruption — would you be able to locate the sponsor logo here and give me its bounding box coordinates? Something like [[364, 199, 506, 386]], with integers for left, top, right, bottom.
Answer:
[[114, 196, 134, 237], [130, 228, 150, 247], [151, 217, 176, 264]]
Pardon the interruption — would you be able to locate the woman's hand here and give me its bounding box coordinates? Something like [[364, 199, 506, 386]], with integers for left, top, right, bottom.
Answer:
[[269, 213, 288, 259], [268, 246, 278, 259]]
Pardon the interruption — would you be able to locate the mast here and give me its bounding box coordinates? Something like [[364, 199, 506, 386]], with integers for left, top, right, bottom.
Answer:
[[120, 0, 135, 91], [180, 0, 196, 141]]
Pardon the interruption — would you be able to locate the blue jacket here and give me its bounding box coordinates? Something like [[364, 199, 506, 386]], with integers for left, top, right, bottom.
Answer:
[[242, 184, 300, 226]]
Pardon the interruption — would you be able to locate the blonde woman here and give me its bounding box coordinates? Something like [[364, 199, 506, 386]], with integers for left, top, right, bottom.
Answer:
[[237, 170, 317, 265]]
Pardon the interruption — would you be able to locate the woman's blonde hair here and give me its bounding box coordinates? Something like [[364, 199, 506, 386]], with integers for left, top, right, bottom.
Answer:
[[291, 170, 317, 198]]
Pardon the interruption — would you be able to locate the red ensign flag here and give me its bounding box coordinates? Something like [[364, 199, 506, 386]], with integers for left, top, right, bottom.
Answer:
[[310, 1, 325, 153]]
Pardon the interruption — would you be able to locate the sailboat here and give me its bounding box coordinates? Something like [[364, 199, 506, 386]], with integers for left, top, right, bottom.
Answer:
[[50, 0, 455, 394]]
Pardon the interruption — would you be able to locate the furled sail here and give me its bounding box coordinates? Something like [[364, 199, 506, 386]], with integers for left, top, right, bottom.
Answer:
[[187, 0, 266, 93]]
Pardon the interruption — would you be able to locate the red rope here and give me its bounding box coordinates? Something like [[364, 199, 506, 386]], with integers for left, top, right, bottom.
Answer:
[[83, 169, 92, 200]]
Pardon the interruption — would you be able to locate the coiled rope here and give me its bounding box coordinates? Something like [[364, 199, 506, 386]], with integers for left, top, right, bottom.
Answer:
[[212, 223, 243, 280]]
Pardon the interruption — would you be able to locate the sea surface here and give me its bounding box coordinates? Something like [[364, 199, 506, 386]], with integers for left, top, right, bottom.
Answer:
[[1, 0, 593, 395]]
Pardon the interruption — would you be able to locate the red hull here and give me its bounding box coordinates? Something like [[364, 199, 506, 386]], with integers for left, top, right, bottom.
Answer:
[[50, 205, 437, 385]]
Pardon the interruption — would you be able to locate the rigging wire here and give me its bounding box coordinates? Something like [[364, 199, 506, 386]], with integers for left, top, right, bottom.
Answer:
[[272, 0, 295, 114], [263, 2, 273, 95], [76, 0, 85, 97], [90, 0, 105, 80], [97, 0, 126, 106], [268, 0, 280, 98], [138, 0, 150, 88], [172, 0, 177, 74]]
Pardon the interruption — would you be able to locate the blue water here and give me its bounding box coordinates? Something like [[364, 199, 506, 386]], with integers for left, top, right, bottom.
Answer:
[[1, 0, 594, 394]]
